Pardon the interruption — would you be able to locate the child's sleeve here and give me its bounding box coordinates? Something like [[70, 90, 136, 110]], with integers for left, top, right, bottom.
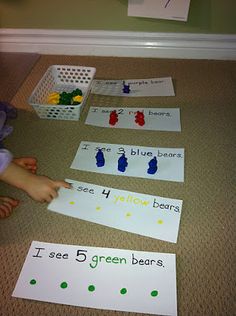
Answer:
[[0, 148, 13, 174]]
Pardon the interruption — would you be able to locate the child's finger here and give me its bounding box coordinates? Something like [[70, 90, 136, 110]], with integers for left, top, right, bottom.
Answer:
[[14, 157, 37, 164], [13, 157, 38, 170], [54, 181, 72, 189], [0, 197, 19, 206], [25, 157, 37, 164], [0, 203, 14, 218], [50, 190, 58, 200], [26, 165, 37, 172]]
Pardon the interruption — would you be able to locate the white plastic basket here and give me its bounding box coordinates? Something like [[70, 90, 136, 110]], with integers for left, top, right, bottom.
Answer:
[[28, 65, 96, 120]]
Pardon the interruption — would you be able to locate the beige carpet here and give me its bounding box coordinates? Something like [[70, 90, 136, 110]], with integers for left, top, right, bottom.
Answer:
[[0, 52, 40, 102], [0, 54, 235, 316]]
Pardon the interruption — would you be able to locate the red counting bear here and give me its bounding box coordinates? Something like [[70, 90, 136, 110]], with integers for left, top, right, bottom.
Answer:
[[109, 110, 118, 126], [135, 111, 145, 126]]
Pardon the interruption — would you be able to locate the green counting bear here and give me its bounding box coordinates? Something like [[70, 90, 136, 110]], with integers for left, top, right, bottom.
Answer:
[[58, 89, 83, 105]]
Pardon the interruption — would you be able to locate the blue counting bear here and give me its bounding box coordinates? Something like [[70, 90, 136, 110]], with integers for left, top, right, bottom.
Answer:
[[118, 153, 128, 172], [147, 156, 158, 174], [96, 149, 105, 167]]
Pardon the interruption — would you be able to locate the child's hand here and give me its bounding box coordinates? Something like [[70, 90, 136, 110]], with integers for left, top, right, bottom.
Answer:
[[24, 174, 71, 203], [0, 162, 70, 204], [0, 196, 20, 219], [13, 157, 37, 174]]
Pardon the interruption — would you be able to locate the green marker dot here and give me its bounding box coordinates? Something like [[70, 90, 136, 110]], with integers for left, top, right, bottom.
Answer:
[[120, 288, 127, 295], [151, 290, 158, 297], [88, 284, 95, 292], [30, 279, 36, 285], [60, 281, 68, 289]]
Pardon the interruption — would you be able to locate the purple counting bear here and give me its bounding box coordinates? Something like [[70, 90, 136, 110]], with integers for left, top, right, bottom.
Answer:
[[122, 81, 130, 94]]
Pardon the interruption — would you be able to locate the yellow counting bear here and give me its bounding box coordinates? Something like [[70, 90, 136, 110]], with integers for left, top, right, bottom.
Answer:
[[47, 92, 60, 105], [72, 95, 83, 103]]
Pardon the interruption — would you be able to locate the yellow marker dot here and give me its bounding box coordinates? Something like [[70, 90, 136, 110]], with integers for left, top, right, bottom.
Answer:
[[69, 201, 75, 205], [157, 219, 164, 224], [96, 206, 101, 211], [126, 212, 132, 218]]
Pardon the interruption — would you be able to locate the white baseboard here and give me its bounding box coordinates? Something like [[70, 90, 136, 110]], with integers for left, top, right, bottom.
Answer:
[[0, 28, 236, 60]]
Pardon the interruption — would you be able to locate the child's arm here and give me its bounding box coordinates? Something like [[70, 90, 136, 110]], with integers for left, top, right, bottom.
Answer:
[[0, 162, 70, 203]]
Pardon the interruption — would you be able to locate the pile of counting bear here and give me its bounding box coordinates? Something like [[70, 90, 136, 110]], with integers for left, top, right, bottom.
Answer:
[[47, 88, 83, 105]]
